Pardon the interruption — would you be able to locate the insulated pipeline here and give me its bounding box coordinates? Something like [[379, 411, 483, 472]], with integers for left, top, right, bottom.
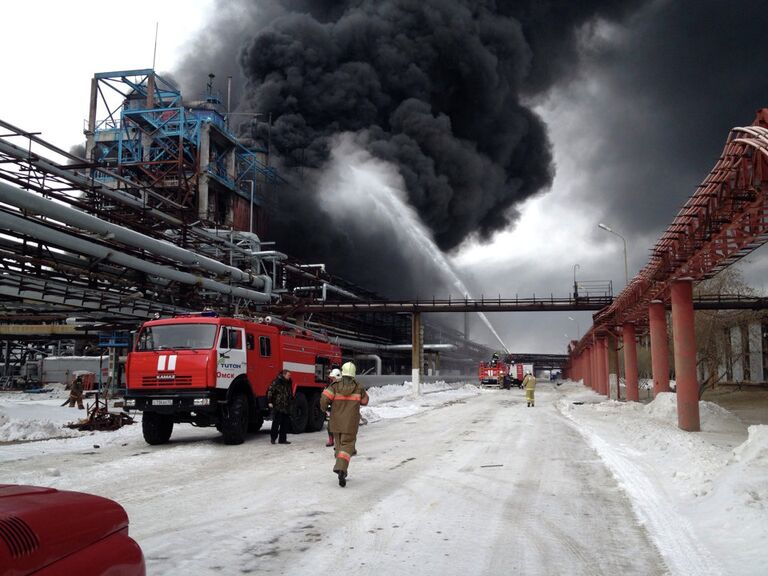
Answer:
[[0, 180, 266, 289], [0, 209, 272, 302]]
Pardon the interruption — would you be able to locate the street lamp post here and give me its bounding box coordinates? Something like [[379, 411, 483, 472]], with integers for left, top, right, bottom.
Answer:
[[568, 316, 580, 339], [598, 223, 629, 287]]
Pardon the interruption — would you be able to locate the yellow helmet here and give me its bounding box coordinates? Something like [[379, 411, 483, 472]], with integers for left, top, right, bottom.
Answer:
[[341, 362, 356, 378]]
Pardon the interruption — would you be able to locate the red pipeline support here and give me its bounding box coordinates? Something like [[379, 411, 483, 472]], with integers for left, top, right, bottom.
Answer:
[[583, 347, 590, 389], [671, 279, 700, 432], [588, 344, 596, 391], [595, 338, 608, 395], [623, 323, 639, 402], [600, 338, 610, 397], [649, 300, 671, 396]]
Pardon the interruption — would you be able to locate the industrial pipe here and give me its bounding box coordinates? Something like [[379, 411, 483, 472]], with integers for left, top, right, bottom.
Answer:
[[354, 354, 382, 375], [284, 264, 360, 300], [0, 138, 273, 265], [0, 210, 272, 302], [0, 181, 267, 289]]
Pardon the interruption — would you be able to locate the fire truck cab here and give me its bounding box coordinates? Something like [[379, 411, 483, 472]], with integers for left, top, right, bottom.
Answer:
[[478, 353, 508, 387], [125, 313, 342, 445]]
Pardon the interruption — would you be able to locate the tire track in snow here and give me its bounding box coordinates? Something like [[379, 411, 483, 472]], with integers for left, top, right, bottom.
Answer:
[[560, 406, 722, 576]]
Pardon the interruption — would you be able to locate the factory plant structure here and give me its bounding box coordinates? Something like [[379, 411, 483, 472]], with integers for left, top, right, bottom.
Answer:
[[0, 69, 493, 389]]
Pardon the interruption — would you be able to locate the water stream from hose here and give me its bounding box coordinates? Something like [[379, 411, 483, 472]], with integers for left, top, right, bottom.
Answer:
[[319, 135, 509, 353]]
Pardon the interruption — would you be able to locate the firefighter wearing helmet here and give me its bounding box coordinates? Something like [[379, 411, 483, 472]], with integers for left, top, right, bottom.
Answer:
[[320, 361, 369, 487], [523, 371, 537, 407]]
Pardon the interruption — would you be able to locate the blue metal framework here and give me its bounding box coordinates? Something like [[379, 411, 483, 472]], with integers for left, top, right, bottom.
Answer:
[[87, 69, 277, 228]]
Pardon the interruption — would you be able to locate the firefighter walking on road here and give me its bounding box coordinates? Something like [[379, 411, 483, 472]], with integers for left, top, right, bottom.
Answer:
[[523, 371, 536, 407], [67, 375, 85, 409], [320, 361, 369, 487]]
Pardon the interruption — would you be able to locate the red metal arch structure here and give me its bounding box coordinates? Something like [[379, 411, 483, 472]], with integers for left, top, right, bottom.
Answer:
[[569, 109, 768, 430]]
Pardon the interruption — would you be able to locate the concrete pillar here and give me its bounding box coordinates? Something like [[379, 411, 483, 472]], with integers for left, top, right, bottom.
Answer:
[[411, 312, 422, 396], [649, 300, 672, 396], [623, 323, 639, 402], [599, 338, 610, 396], [594, 340, 602, 394], [608, 334, 620, 399], [671, 279, 700, 432]]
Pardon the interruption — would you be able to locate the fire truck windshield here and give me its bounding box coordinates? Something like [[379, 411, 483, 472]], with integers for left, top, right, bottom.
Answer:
[[136, 323, 218, 351]]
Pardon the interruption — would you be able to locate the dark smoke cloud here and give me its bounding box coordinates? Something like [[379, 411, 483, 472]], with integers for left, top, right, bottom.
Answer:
[[179, 0, 647, 297], [559, 0, 768, 242]]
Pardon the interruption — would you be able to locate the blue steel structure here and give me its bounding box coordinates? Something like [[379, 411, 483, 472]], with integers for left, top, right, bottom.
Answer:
[[85, 69, 277, 233]]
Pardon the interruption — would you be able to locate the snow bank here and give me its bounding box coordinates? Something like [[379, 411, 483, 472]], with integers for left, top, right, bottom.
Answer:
[[558, 380, 768, 576], [362, 381, 480, 423], [0, 408, 81, 442], [733, 424, 768, 465], [0, 385, 89, 443], [642, 392, 744, 433]]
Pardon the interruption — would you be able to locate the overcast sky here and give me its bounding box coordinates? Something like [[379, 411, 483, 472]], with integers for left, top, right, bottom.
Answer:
[[3, 1, 768, 354]]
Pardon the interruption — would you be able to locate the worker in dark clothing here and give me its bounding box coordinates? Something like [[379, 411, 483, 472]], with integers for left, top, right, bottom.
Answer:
[[68, 376, 85, 409], [320, 362, 369, 487], [267, 369, 294, 444]]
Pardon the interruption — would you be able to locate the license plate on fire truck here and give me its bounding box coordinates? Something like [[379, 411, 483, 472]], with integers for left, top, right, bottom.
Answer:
[[152, 399, 173, 406]]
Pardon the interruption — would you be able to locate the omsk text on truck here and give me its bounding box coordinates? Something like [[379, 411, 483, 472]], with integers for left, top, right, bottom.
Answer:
[[125, 313, 342, 445]]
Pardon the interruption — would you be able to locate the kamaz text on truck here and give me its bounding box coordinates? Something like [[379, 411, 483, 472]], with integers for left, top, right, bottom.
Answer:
[[125, 313, 341, 445]]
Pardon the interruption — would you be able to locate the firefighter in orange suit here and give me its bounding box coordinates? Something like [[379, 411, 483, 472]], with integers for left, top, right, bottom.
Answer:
[[523, 372, 536, 407], [68, 376, 85, 409], [320, 361, 369, 487]]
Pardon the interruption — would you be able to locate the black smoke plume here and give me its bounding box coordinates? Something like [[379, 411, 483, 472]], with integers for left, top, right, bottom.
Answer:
[[179, 0, 646, 296]]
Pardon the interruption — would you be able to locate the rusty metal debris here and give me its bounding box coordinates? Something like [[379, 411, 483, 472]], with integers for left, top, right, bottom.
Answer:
[[66, 393, 134, 431]]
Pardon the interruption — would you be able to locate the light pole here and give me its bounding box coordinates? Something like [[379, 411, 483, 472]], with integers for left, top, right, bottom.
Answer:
[[573, 263, 580, 299], [568, 316, 580, 339], [598, 223, 629, 287], [247, 180, 254, 234]]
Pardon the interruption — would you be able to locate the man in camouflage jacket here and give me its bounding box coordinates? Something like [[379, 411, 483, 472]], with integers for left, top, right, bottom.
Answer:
[[267, 369, 294, 444], [320, 361, 369, 487]]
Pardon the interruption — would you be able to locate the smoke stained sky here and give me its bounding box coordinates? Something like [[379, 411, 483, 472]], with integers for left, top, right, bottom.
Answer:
[[4, 1, 768, 352]]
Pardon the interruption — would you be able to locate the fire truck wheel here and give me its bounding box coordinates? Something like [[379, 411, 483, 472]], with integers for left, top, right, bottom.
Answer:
[[221, 393, 249, 445], [248, 410, 264, 433], [290, 391, 309, 434], [142, 412, 173, 445], [306, 392, 325, 432]]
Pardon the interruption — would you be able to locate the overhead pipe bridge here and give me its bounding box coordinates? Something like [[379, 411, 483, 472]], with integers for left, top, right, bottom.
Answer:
[[569, 109, 768, 432]]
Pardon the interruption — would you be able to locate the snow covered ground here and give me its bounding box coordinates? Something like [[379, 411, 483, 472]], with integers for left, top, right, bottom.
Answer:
[[0, 380, 766, 575]]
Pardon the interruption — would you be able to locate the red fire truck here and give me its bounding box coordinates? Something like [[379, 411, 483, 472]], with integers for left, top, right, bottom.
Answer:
[[478, 353, 508, 387], [125, 313, 342, 445]]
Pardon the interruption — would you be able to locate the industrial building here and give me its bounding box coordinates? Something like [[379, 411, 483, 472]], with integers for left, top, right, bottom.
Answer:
[[0, 69, 493, 389]]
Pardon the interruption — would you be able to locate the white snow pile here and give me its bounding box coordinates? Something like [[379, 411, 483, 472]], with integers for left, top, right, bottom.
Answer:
[[642, 392, 745, 433], [558, 381, 768, 576], [0, 385, 89, 443], [0, 406, 81, 443], [362, 380, 480, 423]]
